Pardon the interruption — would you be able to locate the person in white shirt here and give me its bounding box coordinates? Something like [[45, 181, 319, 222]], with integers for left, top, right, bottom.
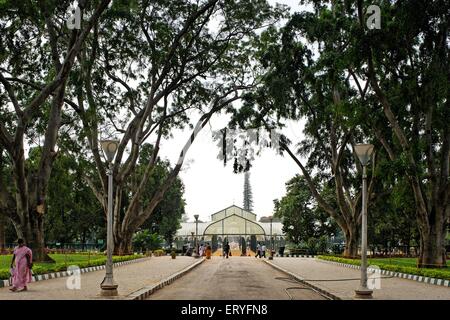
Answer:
[[261, 244, 266, 258], [255, 243, 261, 258]]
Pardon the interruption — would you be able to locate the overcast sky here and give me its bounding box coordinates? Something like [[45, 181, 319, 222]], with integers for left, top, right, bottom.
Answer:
[[157, 0, 307, 222]]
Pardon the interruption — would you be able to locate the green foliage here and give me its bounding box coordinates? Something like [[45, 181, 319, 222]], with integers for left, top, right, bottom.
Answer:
[[274, 175, 338, 245], [44, 150, 104, 244], [138, 144, 186, 245], [152, 249, 165, 257], [317, 256, 450, 281], [132, 230, 164, 252]]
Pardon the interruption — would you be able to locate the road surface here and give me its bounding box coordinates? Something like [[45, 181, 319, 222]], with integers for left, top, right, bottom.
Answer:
[[147, 256, 328, 300]]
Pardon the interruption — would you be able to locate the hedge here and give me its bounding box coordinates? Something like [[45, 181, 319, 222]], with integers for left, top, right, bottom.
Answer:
[[317, 255, 450, 281], [0, 255, 143, 281]]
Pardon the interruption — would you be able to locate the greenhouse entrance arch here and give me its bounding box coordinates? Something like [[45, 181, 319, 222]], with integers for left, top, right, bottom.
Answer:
[[203, 209, 266, 254], [174, 205, 285, 255]]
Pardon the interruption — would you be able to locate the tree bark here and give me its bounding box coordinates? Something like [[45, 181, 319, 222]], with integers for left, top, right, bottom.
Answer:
[[16, 208, 54, 262], [114, 231, 134, 256], [0, 1, 111, 262], [0, 215, 5, 253], [417, 205, 447, 268], [343, 223, 359, 258]]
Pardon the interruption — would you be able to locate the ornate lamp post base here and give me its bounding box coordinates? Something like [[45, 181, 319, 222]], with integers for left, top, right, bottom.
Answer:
[[100, 277, 118, 296], [354, 288, 373, 299]]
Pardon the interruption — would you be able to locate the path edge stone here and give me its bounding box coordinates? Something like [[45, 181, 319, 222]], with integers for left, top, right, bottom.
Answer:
[[263, 259, 342, 300], [316, 258, 450, 288], [0, 256, 150, 288], [125, 258, 206, 300]]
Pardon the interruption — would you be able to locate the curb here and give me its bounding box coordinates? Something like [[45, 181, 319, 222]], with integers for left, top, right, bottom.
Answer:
[[126, 258, 206, 300], [0, 256, 149, 288], [263, 260, 341, 300], [316, 258, 450, 288]]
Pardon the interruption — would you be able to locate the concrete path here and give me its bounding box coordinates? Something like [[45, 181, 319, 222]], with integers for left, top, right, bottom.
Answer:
[[148, 256, 328, 300], [0, 256, 199, 300], [269, 258, 450, 300], [213, 249, 256, 257]]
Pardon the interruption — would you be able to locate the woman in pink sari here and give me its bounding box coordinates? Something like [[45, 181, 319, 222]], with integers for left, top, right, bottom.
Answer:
[[10, 239, 33, 292]]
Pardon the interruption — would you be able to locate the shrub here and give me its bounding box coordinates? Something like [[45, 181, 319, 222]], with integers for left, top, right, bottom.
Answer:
[[0, 269, 10, 280], [132, 230, 164, 252], [152, 249, 165, 257]]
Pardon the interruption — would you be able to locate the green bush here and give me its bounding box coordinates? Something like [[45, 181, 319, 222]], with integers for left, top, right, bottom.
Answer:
[[152, 249, 165, 257], [317, 255, 450, 281], [0, 269, 10, 280], [132, 230, 164, 252]]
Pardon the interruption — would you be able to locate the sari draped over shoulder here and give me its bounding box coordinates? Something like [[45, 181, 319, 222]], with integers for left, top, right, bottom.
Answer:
[[12, 246, 33, 288]]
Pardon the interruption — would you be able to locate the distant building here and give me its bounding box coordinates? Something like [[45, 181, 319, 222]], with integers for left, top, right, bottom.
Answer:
[[174, 205, 285, 252]]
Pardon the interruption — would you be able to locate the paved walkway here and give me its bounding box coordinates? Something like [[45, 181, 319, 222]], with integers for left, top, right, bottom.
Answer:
[[213, 249, 256, 257], [148, 256, 327, 300], [0, 256, 199, 300], [269, 258, 450, 300]]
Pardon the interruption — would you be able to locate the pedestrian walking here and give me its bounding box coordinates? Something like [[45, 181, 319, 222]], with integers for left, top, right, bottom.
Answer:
[[261, 244, 266, 258], [205, 243, 212, 259], [223, 242, 230, 259], [9, 239, 33, 292], [255, 242, 261, 258]]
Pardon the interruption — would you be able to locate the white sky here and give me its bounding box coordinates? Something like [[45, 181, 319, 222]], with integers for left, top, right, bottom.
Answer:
[[157, 1, 307, 222]]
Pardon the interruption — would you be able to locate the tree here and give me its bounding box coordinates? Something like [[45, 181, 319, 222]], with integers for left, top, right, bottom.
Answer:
[[274, 175, 338, 246], [132, 229, 163, 252], [0, 214, 5, 252], [66, 0, 286, 254], [367, 157, 419, 255], [229, 5, 380, 257], [243, 171, 253, 212], [44, 149, 104, 247], [0, 0, 111, 261], [362, 0, 449, 268], [139, 145, 186, 248], [250, 0, 449, 266]]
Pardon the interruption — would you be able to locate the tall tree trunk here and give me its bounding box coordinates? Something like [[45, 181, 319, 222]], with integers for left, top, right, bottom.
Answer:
[[23, 209, 54, 262], [113, 230, 133, 255], [417, 205, 447, 268], [343, 224, 359, 258], [0, 215, 5, 253]]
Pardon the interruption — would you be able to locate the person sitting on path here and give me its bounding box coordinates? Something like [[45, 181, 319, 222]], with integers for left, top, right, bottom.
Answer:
[[10, 239, 33, 292]]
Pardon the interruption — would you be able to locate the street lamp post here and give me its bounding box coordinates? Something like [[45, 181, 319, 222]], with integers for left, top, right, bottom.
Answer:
[[269, 216, 273, 260], [354, 143, 374, 299], [100, 139, 120, 297], [194, 214, 199, 258]]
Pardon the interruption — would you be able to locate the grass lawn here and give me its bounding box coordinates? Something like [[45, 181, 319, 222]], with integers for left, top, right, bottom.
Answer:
[[0, 253, 104, 269], [0, 253, 143, 280], [318, 255, 450, 281], [368, 257, 450, 268]]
